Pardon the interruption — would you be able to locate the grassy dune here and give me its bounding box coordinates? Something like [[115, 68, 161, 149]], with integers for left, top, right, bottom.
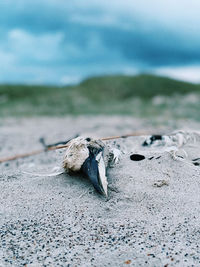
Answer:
[[0, 74, 200, 119]]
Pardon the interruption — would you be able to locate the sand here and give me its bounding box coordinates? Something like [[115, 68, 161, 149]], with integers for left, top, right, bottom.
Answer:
[[0, 116, 200, 267]]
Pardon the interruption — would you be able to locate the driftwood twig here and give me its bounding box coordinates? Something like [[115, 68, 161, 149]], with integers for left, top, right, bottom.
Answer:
[[0, 131, 146, 163]]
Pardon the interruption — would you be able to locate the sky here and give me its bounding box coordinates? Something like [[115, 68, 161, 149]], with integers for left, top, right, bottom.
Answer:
[[1, 0, 200, 85]]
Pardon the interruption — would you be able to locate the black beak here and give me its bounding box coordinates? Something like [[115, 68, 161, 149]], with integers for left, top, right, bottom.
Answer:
[[81, 149, 106, 196]]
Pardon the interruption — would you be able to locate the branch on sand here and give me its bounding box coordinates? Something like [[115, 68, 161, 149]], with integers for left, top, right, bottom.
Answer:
[[0, 131, 148, 163]]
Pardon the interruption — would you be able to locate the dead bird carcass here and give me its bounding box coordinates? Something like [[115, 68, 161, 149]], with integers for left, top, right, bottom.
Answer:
[[63, 137, 121, 197]]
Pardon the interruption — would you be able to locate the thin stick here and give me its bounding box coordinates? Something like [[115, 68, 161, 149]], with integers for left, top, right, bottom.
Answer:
[[101, 131, 145, 141], [0, 146, 67, 163], [0, 132, 147, 163]]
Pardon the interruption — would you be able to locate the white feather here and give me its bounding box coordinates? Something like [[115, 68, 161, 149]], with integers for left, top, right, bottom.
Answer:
[[21, 166, 64, 177], [96, 151, 108, 196]]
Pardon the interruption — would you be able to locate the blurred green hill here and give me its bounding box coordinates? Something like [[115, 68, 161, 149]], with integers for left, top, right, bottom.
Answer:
[[0, 74, 200, 119], [78, 74, 199, 100]]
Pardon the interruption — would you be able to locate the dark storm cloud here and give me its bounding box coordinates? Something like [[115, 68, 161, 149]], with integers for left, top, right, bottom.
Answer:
[[0, 0, 200, 84]]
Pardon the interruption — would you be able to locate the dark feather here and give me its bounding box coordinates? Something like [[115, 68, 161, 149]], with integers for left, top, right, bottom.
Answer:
[[81, 148, 105, 195]]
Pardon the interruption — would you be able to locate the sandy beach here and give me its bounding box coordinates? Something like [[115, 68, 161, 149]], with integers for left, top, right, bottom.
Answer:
[[0, 116, 200, 266]]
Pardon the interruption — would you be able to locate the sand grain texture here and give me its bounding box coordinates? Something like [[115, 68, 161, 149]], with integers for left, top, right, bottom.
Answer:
[[0, 116, 200, 267]]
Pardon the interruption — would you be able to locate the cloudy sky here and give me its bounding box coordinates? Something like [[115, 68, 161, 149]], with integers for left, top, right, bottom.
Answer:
[[1, 0, 200, 84]]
